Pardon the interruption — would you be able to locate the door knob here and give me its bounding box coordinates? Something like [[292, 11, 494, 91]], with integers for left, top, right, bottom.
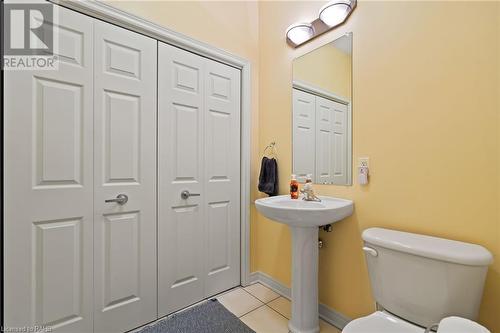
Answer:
[[105, 194, 128, 205], [181, 190, 201, 200]]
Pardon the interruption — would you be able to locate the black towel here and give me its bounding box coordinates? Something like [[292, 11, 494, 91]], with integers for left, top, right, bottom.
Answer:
[[258, 157, 279, 196]]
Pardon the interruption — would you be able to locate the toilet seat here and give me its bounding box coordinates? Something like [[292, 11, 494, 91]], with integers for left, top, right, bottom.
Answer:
[[342, 311, 491, 333], [342, 311, 424, 333], [435, 316, 490, 333]]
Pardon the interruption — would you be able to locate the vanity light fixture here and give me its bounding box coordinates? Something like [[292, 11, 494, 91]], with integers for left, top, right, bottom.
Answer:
[[286, 0, 356, 47]]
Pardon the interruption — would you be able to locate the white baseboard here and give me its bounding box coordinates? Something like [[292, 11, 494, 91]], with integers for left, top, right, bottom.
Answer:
[[318, 303, 351, 330], [248, 271, 351, 330], [248, 271, 291, 298]]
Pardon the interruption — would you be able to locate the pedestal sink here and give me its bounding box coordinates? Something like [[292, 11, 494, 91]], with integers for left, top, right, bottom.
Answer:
[[255, 195, 354, 333]]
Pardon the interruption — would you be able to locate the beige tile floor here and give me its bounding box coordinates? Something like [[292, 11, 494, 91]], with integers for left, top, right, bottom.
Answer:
[[217, 283, 341, 333]]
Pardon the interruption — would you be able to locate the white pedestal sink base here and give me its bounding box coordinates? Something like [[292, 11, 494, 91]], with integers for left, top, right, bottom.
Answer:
[[254, 195, 354, 333], [288, 226, 320, 333]]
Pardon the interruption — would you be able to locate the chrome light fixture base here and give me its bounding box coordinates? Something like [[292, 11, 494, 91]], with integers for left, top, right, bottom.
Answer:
[[286, 0, 356, 48]]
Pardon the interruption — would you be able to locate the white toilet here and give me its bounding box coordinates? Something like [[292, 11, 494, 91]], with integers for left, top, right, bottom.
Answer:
[[343, 227, 493, 333]]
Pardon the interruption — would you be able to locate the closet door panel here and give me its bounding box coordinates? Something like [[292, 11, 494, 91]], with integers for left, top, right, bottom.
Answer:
[[315, 96, 334, 184], [204, 59, 241, 296], [292, 89, 316, 183], [94, 21, 157, 333], [158, 42, 205, 316], [4, 7, 94, 332], [331, 101, 348, 185]]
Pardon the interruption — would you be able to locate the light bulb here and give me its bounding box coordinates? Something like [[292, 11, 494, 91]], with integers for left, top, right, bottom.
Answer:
[[319, 1, 352, 27], [286, 23, 314, 46]]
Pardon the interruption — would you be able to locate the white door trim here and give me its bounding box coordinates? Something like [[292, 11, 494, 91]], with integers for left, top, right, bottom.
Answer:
[[49, 0, 252, 286], [293, 80, 350, 105]]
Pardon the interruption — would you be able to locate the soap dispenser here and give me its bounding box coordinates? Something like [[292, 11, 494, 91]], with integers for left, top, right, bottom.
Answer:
[[290, 174, 299, 199]]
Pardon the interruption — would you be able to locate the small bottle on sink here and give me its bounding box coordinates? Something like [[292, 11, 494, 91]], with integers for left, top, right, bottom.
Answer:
[[290, 174, 299, 199]]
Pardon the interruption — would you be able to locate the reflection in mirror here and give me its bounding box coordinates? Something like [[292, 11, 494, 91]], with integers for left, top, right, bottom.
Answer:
[[292, 33, 352, 185]]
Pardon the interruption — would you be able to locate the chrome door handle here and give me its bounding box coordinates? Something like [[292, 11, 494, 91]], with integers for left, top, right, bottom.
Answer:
[[181, 190, 200, 200], [105, 194, 128, 205]]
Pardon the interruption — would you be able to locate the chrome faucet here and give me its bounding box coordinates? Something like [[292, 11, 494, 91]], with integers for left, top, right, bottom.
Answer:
[[301, 188, 321, 201], [300, 174, 321, 202]]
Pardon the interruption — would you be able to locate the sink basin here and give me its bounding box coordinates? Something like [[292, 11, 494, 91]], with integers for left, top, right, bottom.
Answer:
[[255, 195, 354, 333], [255, 195, 353, 227]]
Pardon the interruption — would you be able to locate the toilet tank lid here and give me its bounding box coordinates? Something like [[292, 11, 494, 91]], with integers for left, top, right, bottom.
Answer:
[[362, 228, 493, 266]]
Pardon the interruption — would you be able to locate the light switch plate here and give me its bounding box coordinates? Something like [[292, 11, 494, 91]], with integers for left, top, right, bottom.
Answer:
[[359, 157, 369, 168]]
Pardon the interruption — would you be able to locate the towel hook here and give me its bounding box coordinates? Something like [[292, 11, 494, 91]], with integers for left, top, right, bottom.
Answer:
[[263, 141, 277, 157]]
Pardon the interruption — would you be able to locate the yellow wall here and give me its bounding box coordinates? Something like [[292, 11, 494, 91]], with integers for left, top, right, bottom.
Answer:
[[105, 0, 262, 270], [257, 1, 500, 331], [104, 1, 500, 331], [293, 43, 352, 99]]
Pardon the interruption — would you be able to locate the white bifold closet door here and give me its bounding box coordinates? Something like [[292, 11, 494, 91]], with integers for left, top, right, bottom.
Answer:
[[158, 42, 241, 316], [292, 89, 316, 183], [292, 89, 348, 185], [4, 7, 157, 333], [4, 7, 94, 332], [92, 21, 157, 333]]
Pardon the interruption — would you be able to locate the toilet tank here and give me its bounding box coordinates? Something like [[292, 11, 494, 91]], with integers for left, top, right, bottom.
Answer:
[[362, 228, 493, 328]]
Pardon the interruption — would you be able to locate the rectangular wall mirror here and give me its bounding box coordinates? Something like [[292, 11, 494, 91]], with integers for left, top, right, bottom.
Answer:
[[292, 32, 352, 185]]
